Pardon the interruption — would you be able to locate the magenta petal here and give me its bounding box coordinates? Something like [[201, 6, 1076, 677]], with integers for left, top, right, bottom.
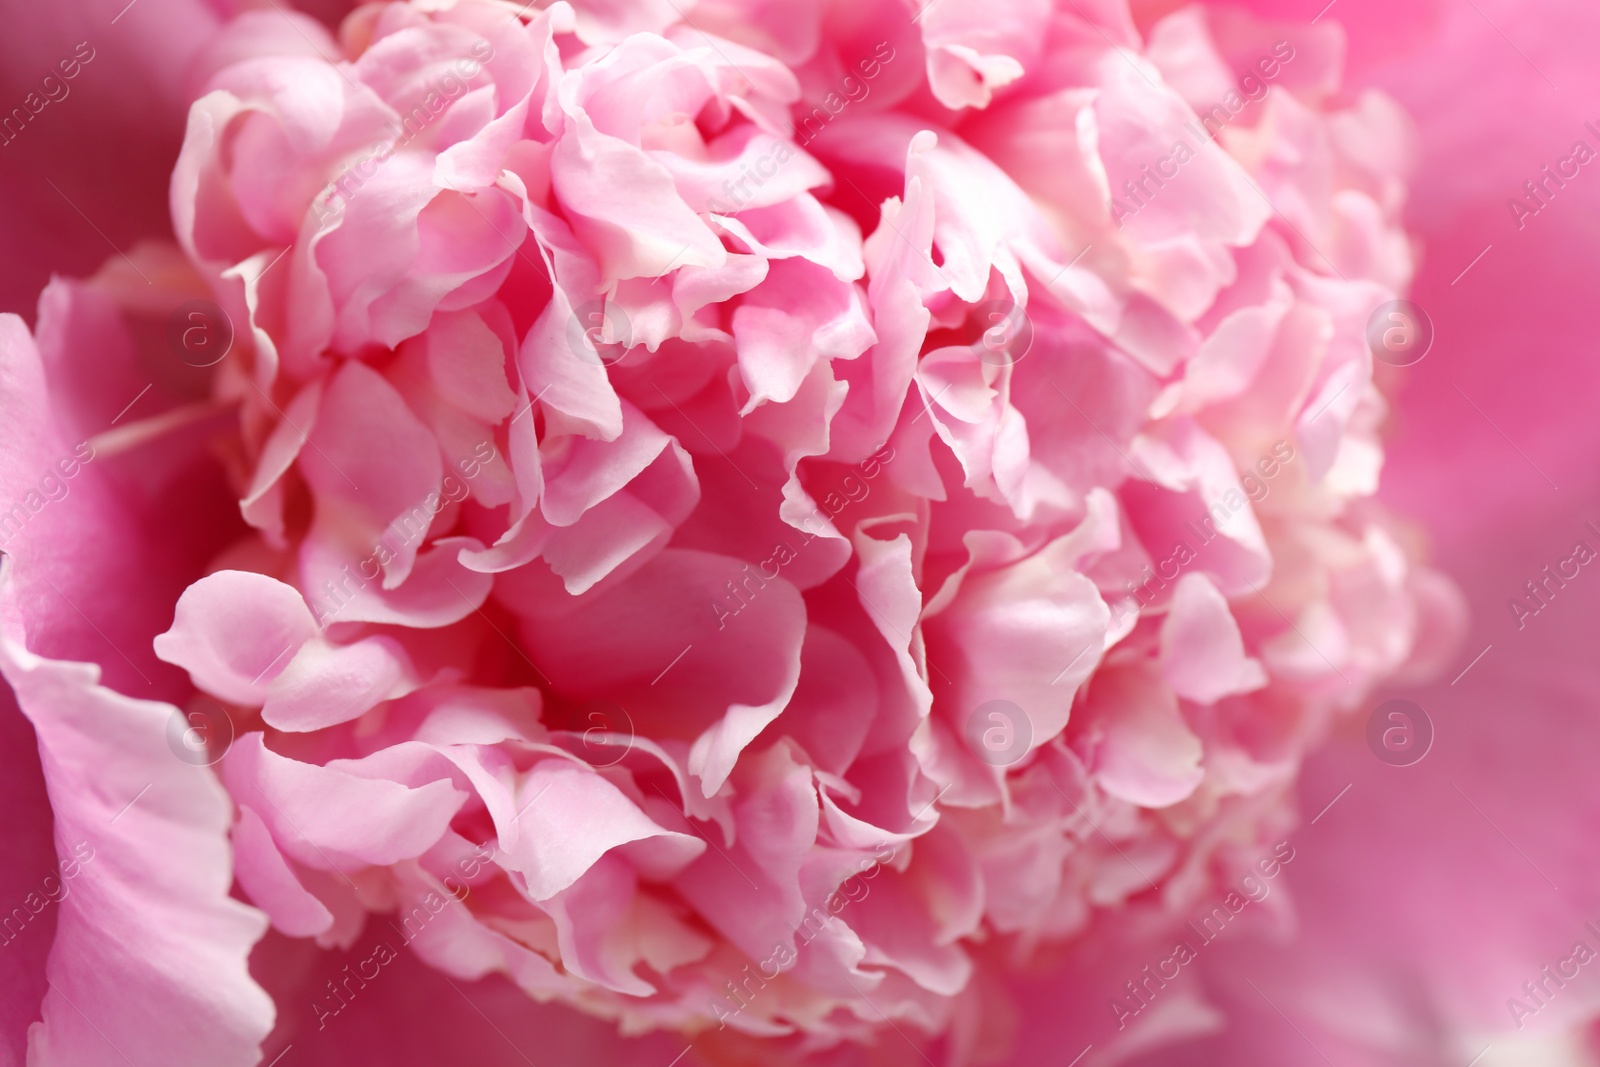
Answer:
[[0, 682, 57, 1062]]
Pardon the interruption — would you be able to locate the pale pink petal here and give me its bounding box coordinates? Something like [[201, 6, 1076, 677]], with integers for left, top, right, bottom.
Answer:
[[1080, 663, 1205, 808], [0, 571, 272, 1066], [1160, 572, 1268, 703], [223, 733, 467, 869], [152, 570, 318, 705], [501, 761, 703, 901]]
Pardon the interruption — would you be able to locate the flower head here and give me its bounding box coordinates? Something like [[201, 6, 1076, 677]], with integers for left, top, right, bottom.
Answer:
[[1, 0, 1460, 1062]]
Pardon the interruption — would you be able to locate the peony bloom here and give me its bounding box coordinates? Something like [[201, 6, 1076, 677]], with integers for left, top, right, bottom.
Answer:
[[1107, 1, 1600, 1065], [1, 0, 1513, 1063]]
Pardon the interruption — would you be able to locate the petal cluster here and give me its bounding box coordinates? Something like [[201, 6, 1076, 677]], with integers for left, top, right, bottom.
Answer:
[[127, 0, 1454, 1056]]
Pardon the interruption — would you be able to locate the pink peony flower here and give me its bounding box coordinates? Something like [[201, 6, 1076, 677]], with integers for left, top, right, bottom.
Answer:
[[1097, 1, 1600, 1064], [16, 0, 1579, 1064]]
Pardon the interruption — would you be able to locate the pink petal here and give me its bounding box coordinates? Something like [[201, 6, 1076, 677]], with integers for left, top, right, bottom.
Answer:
[[0, 570, 273, 1066], [500, 761, 704, 900], [1081, 663, 1205, 807], [153, 570, 318, 706], [1160, 572, 1268, 703], [261, 635, 416, 732], [223, 734, 467, 869], [232, 805, 334, 940]]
